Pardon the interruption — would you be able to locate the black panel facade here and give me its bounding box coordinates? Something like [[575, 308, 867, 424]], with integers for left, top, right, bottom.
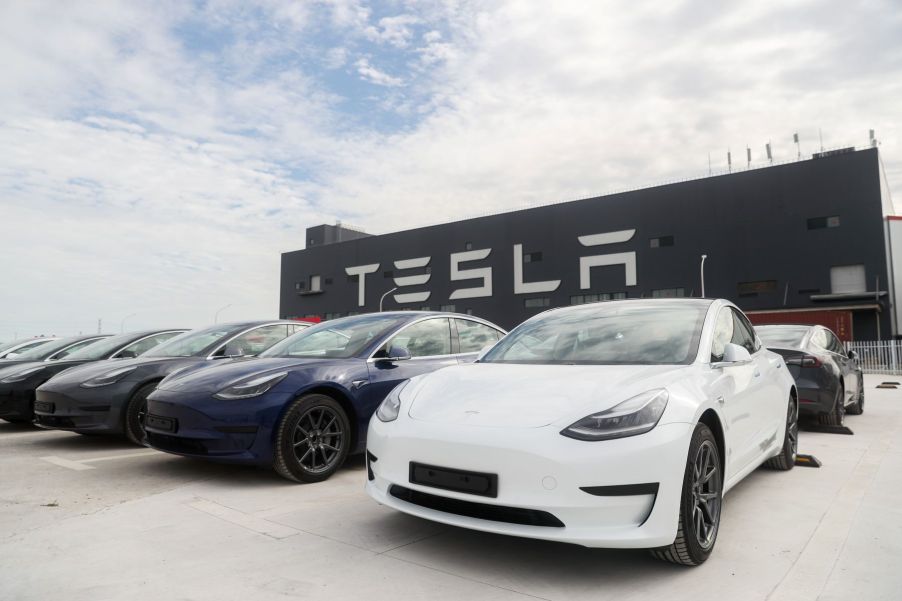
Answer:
[[280, 148, 889, 338]]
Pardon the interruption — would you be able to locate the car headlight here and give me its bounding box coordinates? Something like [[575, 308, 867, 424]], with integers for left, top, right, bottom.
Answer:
[[80, 366, 139, 388], [376, 380, 409, 422], [213, 371, 288, 400], [0, 365, 46, 383], [561, 389, 669, 441]]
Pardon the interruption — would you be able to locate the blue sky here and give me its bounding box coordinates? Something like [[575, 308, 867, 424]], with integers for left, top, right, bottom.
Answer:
[[1, 0, 901, 339]]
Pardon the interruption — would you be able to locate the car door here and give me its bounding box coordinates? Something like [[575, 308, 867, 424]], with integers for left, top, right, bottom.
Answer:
[[710, 308, 765, 480], [826, 329, 857, 404], [363, 317, 457, 407], [453, 318, 505, 364], [732, 309, 784, 455]]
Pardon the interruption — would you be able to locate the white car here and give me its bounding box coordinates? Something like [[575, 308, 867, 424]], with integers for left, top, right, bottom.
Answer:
[[366, 298, 798, 566]]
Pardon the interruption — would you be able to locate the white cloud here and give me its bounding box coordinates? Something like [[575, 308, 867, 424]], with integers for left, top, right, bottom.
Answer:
[[0, 0, 901, 339], [354, 57, 404, 87]]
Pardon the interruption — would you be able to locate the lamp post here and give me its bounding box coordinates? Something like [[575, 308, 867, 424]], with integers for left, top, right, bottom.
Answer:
[[700, 255, 708, 298], [120, 313, 136, 334], [214, 304, 232, 324], [379, 287, 398, 312]]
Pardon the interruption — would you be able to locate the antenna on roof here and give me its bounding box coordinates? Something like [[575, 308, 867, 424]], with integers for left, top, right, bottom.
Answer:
[[727, 150, 732, 173], [766, 142, 773, 164], [793, 132, 800, 159], [870, 129, 877, 148], [819, 128, 824, 152], [746, 146, 751, 169]]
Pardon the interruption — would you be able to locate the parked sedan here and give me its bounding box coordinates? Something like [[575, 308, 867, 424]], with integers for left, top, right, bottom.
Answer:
[[144, 312, 506, 483], [756, 324, 863, 424], [0, 330, 185, 424], [366, 299, 798, 566], [0, 335, 109, 422], [34, 321, 305, 443], [0, 337, 59, 360]]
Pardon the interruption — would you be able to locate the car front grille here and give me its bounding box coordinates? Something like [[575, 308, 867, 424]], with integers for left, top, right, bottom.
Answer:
[[389, 485, 565, 528]]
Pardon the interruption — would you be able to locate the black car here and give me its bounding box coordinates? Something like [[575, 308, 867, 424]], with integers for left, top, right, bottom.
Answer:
[[34, 321, 308, 443], [0, 335, 110, 423], [0, 330, 184, 424], [756, 324, 863, 425]]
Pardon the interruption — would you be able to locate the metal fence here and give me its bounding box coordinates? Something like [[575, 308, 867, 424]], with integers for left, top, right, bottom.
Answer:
[[846, 341, 902, 375]]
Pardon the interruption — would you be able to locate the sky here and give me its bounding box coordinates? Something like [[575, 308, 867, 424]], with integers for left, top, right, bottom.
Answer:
[[1, 0, 901, 340]]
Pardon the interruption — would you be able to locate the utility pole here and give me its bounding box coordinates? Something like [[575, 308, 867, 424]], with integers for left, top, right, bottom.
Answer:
[[700, 255, 708, 298]]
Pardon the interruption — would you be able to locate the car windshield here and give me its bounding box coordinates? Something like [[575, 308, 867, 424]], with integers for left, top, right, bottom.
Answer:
[[143, 326, 235, 358], [64, 333, 141, 361], [12, 337, 99, 361], [483, 301, 709, 365], [0, 339, 51, 354], [262, 314, 408, 359], [756, 326, 809, 349]]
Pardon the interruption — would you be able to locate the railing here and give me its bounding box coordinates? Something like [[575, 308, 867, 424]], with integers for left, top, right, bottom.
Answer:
[[846, 340, 902, 375]]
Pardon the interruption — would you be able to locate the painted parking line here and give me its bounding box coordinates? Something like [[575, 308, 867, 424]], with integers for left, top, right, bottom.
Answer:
[[188, 498, 300, 540], [40, 449, 161, 471]]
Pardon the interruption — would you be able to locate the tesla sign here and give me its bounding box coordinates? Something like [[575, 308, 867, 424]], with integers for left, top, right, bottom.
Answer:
[[344, 229, 638, 307]]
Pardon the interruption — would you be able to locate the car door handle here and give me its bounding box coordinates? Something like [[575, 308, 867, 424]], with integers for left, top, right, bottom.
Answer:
[[717, 395, 725, 405], [754, 370, 761, 377]]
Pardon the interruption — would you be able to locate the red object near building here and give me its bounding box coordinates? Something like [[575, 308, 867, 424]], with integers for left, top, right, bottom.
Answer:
[[746, 309, 854, 342]]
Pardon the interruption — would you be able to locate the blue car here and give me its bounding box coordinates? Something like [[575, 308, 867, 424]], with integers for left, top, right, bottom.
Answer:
[[144, 312, 506, 482]]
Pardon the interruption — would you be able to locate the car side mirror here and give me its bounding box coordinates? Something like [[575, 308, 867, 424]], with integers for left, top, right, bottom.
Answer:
[[475, 343, 496, 362], [713, 343, 752, 367], [223, 343, 246, 358], [116, 350, 138, 359], [848, 350, 858, 360], [384, 345, 411, 361]]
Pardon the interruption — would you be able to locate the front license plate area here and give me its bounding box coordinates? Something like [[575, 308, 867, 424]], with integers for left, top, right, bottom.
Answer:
[[409, 462, 498, 498], [34, 401, 54, 413], [146, 414, 176, 433]]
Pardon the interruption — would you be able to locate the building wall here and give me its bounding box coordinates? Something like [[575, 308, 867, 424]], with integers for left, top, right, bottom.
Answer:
[[280, 148, 891, 337]]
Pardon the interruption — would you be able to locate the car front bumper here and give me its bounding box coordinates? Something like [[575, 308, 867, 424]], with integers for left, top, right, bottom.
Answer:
[[0, 383, 33, 420], [33, 382, 132, 433], [143, 390, 290, 465], [365, 417, 693, 549]]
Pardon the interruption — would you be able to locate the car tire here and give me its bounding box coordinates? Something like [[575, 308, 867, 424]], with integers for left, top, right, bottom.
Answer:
[[124, 383, 156, 445], [846, 375, 864, 415], [273, 394, 351, 483], [650, 422, 722, 566], [763, 395, 798, 470], [817, 382, 845, 427]]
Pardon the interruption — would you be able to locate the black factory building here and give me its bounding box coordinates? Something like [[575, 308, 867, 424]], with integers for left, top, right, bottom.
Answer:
[[280, 147, 895, 341]]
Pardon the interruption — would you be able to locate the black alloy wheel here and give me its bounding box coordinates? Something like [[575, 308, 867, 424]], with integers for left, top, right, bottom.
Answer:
[[274, 394, 351, 483], [651, 422, 722, 566], [124, 382, 157, 445], [764, 395, 798, 470]]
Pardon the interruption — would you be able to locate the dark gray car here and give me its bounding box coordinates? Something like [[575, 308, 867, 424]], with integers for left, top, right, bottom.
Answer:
[[756, 324, 863, 425], [34, 321, 309, 443]]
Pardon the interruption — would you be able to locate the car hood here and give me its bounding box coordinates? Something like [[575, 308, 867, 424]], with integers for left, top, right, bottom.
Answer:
[[41, 356, 204, 387], [407, 362, 692, 428], [155, 357, 352, 394], [0, 361, 45, 380]]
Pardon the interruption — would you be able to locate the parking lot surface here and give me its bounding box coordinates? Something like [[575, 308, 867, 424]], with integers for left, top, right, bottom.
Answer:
[[1, 374, 900, 601]]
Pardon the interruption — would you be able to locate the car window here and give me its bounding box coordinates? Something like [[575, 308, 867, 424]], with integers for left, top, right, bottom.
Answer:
[[383, 318, 452, 358], [455, 319, 504, 353], [52, 339, 104, 360], [711, 308, 734, 362], [120, 332, 182, 357], [216, 324, 290, 357], [731, 309, 758, 354], [809, 329, 828, 350], [826, 331, 844, 354], [264, 314, 406, 359]]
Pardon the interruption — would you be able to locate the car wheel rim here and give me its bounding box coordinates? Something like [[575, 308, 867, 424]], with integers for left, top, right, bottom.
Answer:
[[788, 400, 799, 460], [691, 439, 721, 550], [137, 400, 147, 433], [292, 406, 343, 474]]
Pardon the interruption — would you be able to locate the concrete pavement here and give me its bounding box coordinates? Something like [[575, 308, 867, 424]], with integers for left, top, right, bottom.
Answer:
[[1, 374, 900, 601]]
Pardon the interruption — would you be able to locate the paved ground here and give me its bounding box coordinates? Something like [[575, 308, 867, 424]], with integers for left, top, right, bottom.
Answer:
[[1, 374, 900, 601]]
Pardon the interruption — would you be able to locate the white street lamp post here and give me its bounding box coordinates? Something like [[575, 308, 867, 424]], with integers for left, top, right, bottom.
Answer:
[[120, 313, 136, 334], [700, 255, 708, 298], [379, 287, 398, 312], [214, 304, 232, 324]]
